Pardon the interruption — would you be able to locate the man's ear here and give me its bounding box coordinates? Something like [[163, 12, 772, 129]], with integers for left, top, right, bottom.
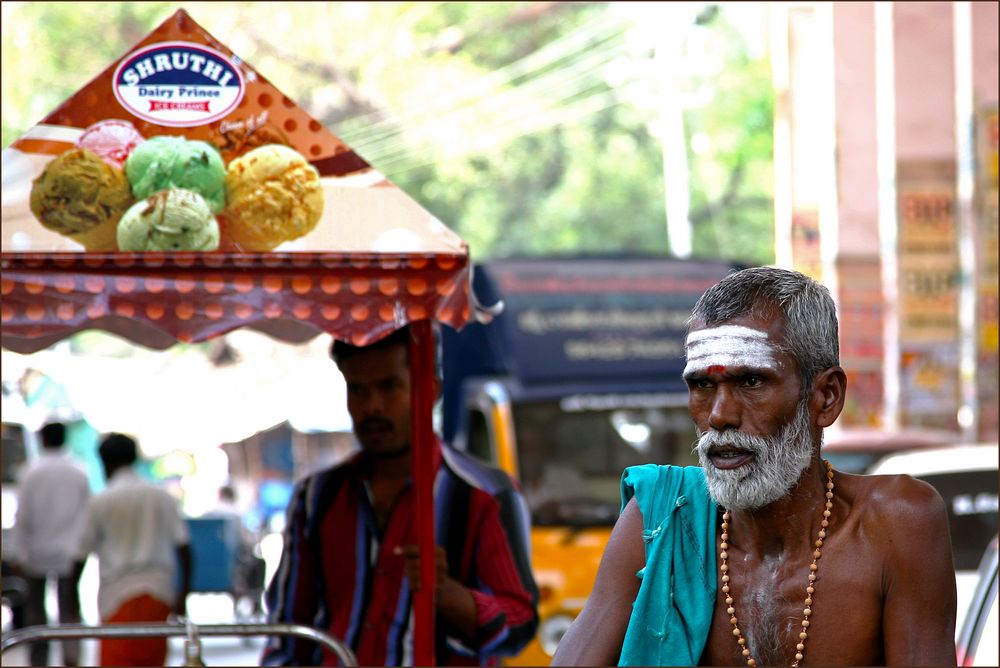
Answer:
[[811, 366, 847, 428]]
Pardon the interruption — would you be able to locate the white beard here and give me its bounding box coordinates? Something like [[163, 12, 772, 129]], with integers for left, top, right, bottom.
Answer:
[[695, 401, 815, 511]]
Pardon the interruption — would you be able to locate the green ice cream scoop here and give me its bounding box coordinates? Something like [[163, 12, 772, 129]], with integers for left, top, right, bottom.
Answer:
[[118, 188, 220, 251], [125, 136, 226, 213]]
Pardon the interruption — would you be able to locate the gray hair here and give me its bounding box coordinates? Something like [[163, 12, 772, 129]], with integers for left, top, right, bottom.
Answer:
[[687, 266, 839, 391]]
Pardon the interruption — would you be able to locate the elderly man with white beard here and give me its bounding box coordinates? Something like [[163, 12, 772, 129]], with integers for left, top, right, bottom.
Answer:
[[551, 266, 958, 667]]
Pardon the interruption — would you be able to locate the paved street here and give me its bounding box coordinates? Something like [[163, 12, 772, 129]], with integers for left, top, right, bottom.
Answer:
[[3, 567, 269, 667], [3, 593, 268, 666], [3, 529, 287, 666]]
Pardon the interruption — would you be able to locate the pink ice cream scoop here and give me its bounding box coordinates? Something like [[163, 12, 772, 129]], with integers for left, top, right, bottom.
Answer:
[[77, 119, 145, 168]]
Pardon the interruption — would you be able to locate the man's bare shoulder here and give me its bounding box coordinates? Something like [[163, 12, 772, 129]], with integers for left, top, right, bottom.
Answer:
[[839, 470, 948, 530]]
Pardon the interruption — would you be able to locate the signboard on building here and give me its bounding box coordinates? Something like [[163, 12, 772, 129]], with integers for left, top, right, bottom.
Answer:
[[837, 254, 884, 427], [896, 161, 960, 430], [976, 108, 999, 440], [791, 209, 823, 281]]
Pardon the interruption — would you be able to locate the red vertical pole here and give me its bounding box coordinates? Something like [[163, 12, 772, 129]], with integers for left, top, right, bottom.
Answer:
[[409, 319, 436, 666]]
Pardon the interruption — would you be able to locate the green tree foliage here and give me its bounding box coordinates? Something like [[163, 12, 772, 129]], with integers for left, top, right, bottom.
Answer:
[[1, 3, 175, 149], [682, 9, 775, 264], [2, 1, 774, 265]]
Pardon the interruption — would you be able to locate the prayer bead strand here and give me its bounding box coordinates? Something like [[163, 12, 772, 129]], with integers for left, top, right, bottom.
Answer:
[[720, 460, 835, 668]]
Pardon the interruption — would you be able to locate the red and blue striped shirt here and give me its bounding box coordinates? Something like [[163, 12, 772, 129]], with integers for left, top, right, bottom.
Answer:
[[262, 439, 539, 666]]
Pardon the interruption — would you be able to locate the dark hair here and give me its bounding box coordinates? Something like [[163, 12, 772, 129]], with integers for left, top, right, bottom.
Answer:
[[40, 422, 66, 449], [330, 326, 413, 366], [688, 266, 840, 390], [99, 433, 138, 469], [330, 325, 445, 388]]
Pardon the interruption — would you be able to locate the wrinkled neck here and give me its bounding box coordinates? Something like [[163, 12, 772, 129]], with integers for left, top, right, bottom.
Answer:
[[726, 459, 830, 557]]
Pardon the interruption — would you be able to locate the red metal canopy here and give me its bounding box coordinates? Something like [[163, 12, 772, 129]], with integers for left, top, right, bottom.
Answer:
[[1, 9, 465, 664], [0, 250, 470, 354]]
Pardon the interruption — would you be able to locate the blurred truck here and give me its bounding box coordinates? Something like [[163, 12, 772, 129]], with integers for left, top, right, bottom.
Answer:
[[440, 255, 742, 664]]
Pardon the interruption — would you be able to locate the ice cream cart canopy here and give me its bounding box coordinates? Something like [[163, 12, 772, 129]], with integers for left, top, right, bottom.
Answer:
[[1, 9, 472, 354]]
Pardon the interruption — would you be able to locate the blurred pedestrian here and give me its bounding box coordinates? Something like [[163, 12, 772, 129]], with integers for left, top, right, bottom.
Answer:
[[71, 433, 193, 667], [204, 483, 265, 616], [10, 421, 90, 666], [262, 325, 539, 666], [204, 484, 252, 559]]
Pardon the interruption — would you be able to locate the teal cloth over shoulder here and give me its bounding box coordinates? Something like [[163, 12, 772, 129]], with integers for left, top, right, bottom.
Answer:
[[618, 465, 718, 667]]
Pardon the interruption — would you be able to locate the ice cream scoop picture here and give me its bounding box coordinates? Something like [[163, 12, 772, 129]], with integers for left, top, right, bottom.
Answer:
[[29, 147, 134, 251], [77, 119, 145, 168], [117, 188, 220, 251], [125, 135, 227, 213], [222, 143, 324, 251]]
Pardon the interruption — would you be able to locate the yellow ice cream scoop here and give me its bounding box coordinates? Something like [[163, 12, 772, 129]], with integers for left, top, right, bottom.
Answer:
[[222, 144, 324, 251], [29, 147, 135, 251]]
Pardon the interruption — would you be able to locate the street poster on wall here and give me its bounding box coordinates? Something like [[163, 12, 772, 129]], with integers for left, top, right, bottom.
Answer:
[[895, 161, 960, 431]]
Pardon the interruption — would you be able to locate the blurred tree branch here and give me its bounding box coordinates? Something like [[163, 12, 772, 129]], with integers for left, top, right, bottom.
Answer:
[[237, 24, 382, 123], [423, 2, 602, 56], [689, 162, 748, 225]]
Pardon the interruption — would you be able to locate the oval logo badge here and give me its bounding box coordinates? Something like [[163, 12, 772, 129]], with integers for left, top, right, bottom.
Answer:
[[112, 41, 245, 127]]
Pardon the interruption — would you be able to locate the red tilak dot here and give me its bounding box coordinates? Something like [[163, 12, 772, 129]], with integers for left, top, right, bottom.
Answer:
[[708, 365, 727, 374]]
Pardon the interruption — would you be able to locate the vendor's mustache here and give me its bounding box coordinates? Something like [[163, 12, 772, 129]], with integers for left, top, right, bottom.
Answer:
[[358, 417, 395, 433]]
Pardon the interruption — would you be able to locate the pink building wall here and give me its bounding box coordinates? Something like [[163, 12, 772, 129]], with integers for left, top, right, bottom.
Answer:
[[972, 1, 999, 107], [827, 1, 997, 432], [893, 2, 956, 160], [832, 3, 879, 256]]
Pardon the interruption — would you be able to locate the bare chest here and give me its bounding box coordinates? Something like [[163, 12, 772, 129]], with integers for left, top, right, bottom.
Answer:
[[700, 533, 885, 666]]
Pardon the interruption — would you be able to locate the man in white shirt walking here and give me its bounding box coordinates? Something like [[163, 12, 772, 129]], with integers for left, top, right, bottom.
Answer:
[[11, 421, 91, 666], [72, 433, 193, 666]]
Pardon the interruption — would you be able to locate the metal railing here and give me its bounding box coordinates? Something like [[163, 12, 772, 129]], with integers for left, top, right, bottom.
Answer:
[[1, 621, 358, 666]]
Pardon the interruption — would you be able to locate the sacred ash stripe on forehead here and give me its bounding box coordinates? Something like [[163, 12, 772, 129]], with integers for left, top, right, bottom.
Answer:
[[683, 325, 778, 376]]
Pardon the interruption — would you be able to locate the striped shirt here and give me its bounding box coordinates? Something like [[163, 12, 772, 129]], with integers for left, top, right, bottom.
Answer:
[[262, 439, 539, 666]]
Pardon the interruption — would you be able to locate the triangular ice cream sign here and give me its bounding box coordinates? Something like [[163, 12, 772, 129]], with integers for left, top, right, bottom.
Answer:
[[2, 8, 467, 257]]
